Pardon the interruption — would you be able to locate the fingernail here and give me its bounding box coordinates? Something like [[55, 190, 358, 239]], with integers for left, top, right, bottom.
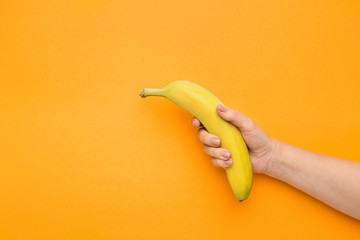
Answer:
[[192, 119, 196, 127], [226, 159, 233, 165], [217, 104, 226, 112], [222, 151, 231, 158], [212, 138, 220, 145]]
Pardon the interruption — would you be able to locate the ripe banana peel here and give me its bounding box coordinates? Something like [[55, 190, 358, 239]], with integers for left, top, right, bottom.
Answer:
[[140, 81, 253, 201]]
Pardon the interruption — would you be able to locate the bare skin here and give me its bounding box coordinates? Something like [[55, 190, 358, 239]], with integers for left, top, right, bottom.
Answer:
[[193, 104, 360, 220]]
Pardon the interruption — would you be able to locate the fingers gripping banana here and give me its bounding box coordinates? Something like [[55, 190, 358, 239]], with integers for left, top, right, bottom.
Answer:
[[140, 81, 253, 201]]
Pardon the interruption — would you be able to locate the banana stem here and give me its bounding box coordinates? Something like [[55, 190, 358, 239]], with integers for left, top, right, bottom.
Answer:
[[139, 88, 165, 98]]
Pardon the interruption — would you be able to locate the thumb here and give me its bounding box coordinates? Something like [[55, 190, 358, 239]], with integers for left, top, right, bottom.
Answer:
[[216, 104, 255, 133]]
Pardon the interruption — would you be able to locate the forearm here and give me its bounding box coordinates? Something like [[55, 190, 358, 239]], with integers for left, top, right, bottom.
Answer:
[[266, 139, 360, 220]]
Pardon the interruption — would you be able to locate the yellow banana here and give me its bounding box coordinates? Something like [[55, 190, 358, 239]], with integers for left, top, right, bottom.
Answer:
[[140, 80, 253, 201]]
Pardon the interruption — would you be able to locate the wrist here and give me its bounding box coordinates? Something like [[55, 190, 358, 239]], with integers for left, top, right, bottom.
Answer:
[[263, 138, 283, 177]]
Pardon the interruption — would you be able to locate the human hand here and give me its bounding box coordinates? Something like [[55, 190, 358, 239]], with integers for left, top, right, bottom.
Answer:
[[192, 104, 275, 173]]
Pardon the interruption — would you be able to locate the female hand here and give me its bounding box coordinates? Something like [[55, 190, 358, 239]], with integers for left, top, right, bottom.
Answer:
[[192, 104, 275, 173], [194, 105, 360, 220]]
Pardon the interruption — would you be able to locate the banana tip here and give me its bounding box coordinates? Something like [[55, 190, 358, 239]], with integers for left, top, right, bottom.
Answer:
[[139, 89, 145, 98]]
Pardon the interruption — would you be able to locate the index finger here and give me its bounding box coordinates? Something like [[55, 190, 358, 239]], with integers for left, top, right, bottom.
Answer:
[[192, 117, 203, 128]]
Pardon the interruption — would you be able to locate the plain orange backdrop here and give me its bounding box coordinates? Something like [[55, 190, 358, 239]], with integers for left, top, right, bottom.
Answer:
[[1, 0, 360, 239]]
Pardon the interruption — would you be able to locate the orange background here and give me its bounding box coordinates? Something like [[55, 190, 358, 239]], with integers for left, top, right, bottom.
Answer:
[[1, 0, 360, 239]]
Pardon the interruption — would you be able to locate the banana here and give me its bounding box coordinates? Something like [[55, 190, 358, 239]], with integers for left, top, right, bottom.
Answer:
[[139, 80, 253, 201]]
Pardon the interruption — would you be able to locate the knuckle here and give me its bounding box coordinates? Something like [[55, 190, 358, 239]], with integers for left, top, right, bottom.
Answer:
[[193, 118, 200, 127], [227, 109, 236, 120], [204, 135, 214, 146], [228, 109, 240, 121], [216, 148, 225, 159], [221, 149, 231, 159], [197, 128, 202, 137], [210, 137, 220, 147], [218, 160, 226, 168], [204, 145, 215, 157], [211, 158, 224, 168], [214, 148, 222, 158], [203, 145, 209, 153], [192, 118, 197, 127], [215, 160, 222, 167], [243, 119, 256, 132], [233, 110, 240, 119], [197, 128, 205, 139]]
